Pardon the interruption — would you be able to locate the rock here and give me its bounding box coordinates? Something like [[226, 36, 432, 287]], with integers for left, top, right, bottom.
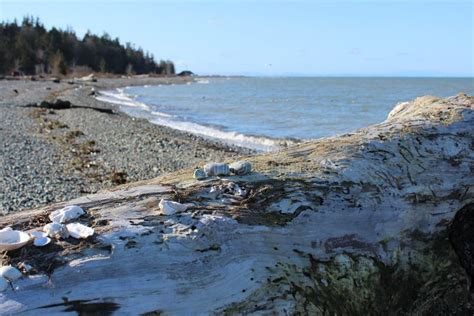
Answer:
[[0, 95, 473, 314], [193, 168, 207, 180], [0, 277, 8, 292], [204, 162, 230, 176], [229, 161, 252, 175], [158, 199, 188, 215], [0, 266, 22, 281], [177, 70, 195, 77]]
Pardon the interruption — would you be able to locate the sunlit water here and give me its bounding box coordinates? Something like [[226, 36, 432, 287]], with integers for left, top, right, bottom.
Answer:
[[97, 77, 474, 151]]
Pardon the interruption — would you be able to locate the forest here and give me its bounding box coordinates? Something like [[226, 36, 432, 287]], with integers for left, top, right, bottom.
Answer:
[[0, 16, 175, 76]]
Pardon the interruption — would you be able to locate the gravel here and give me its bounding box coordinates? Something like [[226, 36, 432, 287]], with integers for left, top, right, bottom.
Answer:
[[0, 77, 253, 214]]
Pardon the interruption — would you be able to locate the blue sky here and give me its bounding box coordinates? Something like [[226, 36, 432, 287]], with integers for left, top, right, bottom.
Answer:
[[1, 0, 472, 76]]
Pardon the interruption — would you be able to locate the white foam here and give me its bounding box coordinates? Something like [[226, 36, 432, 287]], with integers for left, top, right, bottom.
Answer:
[[96, 87, 279, 152], [96, 89, 151, 110], [149, 116, 279, 151]]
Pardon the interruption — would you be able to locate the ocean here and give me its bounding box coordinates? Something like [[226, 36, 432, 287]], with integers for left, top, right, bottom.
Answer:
[[97, 77, 474, 151]]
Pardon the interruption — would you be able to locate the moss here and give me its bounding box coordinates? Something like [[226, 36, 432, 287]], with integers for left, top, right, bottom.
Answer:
[[221, 230, 471, 315]]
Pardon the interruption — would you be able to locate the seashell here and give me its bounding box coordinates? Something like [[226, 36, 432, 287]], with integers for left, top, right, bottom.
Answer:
[[30, 231, 48, 239], [66, 223, 94, 239], [0, 266, 22, 281], [0, 277, 8, 292], [159, 199, 188, 215], [193, 168, 207, 180], [49, 205, 85, 223], [34, 236, 51, 247], [43, 222, 70, 239], [0, 229, 30, 252], [204, 163, 230, 176], [229, 161, 252, 175]]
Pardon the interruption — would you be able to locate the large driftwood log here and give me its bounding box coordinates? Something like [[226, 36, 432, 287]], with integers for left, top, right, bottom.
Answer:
[[1, 94, 473, 314]]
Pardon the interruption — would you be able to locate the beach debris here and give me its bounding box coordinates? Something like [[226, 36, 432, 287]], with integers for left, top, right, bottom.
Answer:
[[0, 229, 31, 252], [34, 237, 51, 247], [0, 277, 8, 292], [49, 205, 85, 223], [66, 223, 94, 239], [158, 199, 188, 215], [0, 266, 22, 281], [226, 182, 247, 197], [43, 222, 70, 239], [30, 231, 48, 239], [193, 168, 207, 180], [204, 163, 230, 176], [229, 161, 252, 175], [19, 263, 33, 273], [77, 73, 97, 82]]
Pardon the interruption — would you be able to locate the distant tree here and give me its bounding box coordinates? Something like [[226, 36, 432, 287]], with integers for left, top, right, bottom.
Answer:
[[0, 17, 175, 76]]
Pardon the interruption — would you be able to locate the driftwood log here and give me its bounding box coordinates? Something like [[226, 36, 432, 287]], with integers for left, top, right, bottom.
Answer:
[[1, 94, 473, 314]]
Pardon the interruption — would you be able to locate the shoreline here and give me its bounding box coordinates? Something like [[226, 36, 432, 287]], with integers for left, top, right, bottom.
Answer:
[[0, 77, 254, 214], [96, 84, 293, 152]]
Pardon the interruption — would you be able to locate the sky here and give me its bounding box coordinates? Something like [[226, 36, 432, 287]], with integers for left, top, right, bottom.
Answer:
[[0, 0, 472, 77]]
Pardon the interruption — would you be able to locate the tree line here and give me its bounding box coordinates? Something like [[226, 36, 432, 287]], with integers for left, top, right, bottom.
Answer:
[[0, 16, 175, 76]]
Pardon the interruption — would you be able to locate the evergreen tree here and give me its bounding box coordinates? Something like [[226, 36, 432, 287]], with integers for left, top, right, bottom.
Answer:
[[0, 17, 176, 75]]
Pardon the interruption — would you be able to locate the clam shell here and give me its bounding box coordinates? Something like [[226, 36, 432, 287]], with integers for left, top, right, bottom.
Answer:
[[204, 163, 230, 176], [159, 199, 188, 215], [229, 161, 252, 175], [66, 223, 94, 239], [43, 222, 70, 239], [0, 266, 22, 281], [34, 237, 51, 247], [0, 230, 31, 252], [49, 205, 85, 223], [0, 277, 8, 292], [193, 168, 207, 180]]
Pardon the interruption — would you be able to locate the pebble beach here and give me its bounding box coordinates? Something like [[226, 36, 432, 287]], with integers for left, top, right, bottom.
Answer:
[[0, 76, 253, 214]]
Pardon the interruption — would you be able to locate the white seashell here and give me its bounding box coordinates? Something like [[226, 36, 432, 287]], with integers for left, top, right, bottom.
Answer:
[[0, 266, 22, 281], [158, 199, 188, 215], [66, 223, 94, 239], [34, 237, 51, 247], [204, 163, 230, 176], [229, 161, 252, 175], [0, 277, 8, 292], [43, 222, 70, 239], [30, 231, 48, 239], [0, 230, 31, 252], [49, 205, 85, 223], [193, 168, 207, 180]]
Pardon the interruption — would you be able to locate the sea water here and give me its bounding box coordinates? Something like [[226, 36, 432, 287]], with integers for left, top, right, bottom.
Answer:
[[97, 77, 474, 151]]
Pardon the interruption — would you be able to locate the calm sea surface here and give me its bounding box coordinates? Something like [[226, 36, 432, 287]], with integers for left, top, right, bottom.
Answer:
[[98, 77, 474, 151]]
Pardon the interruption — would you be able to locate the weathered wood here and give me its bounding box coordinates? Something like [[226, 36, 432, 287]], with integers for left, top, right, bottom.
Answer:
[[1, 94, 473, 314], [24, 99, 116, 114]]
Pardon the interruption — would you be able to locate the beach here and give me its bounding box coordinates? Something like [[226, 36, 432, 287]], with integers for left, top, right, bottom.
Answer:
[[0, 77, 253, 214]]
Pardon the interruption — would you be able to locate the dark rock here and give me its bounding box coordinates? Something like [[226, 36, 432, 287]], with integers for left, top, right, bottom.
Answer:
[[177, 70, 194, 77]]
